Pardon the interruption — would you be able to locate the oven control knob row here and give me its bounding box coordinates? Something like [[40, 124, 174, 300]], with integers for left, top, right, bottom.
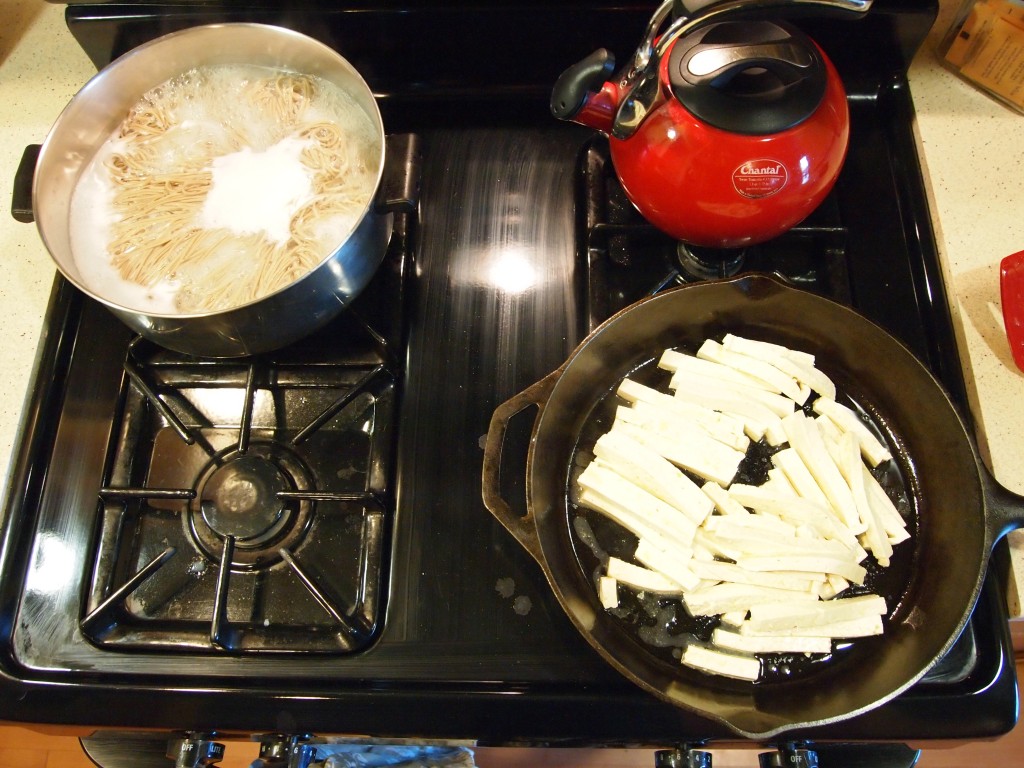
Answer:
[[654, 744, 712, 767], [652, 742, 821, 768]]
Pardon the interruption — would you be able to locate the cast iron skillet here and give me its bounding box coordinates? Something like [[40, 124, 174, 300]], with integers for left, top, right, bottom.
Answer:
[[481, 274, 1024, 740]]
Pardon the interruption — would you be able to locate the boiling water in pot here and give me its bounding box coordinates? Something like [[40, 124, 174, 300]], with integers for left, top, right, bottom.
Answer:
[[67, 63, 381, 315]]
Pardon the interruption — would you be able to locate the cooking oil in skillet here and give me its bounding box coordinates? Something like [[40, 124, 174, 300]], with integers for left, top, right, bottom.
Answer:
[[567, 350, 917, 685]]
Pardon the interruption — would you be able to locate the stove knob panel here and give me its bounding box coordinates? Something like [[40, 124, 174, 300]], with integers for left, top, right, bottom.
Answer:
[[253, 734, 320, 768], [654, 745, 713, 768], [758, 745, 819, 768], [165, 735, 225, 767]]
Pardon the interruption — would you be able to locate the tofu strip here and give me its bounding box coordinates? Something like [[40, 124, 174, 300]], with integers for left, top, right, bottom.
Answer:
[[712, 627, 832, 655], [812, 397, 893, 466], [722, 333, 837, 401], [696, 339, 806, 403], [613, 414, 744, 487], [669, 370, 797, 418], [606, 557, 684, 594], [680, 644, 761, 681], [738, 554, 867, 585], [782, 411, 863, 533], [593, 430, 713, 525], [617, 379, 749, 450]]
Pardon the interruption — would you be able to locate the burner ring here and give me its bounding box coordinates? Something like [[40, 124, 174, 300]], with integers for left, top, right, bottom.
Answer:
[[187, 441, 315, 569]]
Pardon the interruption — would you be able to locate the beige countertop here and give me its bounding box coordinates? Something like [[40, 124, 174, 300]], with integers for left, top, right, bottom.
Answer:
[[0, 1, 95, 470], [1, 0, 1023, 616], [908, 0, 1024, 616]]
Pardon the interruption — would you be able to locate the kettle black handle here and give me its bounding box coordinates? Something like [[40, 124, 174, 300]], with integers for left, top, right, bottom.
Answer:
[[550, 48, 616, 120]]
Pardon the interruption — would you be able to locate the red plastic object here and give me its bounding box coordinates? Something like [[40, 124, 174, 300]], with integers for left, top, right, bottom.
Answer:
[[1000, 250, 1024, 372]]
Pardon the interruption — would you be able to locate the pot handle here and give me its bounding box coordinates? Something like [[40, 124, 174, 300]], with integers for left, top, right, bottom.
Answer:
[[375, 133, 421, 215], [481, 369, 561, 565], [11, 144, 40, 224]]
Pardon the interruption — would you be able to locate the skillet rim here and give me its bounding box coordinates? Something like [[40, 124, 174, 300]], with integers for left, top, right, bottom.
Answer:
[[521, 273, 990, 739]]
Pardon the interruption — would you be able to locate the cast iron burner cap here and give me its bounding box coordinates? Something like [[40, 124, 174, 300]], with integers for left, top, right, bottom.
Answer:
[[676, 242, 746, 281], [200, 455, 289, 543], [189, 442, 315, 569]]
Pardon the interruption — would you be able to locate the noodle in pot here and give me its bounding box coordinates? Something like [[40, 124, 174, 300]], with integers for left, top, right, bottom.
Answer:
[[69, 64, 381, 315]]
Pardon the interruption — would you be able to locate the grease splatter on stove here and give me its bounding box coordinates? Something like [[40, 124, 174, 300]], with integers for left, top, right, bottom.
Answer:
[[495, 577, 515, 599], [495, 577, 533, 615], [512, 595, 532, 615]]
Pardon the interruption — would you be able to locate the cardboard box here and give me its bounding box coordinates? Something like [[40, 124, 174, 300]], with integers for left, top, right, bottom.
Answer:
[[942, 0, 1024, 112]]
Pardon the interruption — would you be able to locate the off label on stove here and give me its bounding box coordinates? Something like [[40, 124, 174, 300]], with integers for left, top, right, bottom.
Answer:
[[732, 159, 789, 199]]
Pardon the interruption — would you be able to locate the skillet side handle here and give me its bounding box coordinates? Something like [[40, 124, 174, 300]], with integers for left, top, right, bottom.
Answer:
[[981, 463, 1024, 547], [481, 371, 560, 565]]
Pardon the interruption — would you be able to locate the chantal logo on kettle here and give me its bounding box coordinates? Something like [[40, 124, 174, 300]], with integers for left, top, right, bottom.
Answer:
[[732, 159, 789, 199]]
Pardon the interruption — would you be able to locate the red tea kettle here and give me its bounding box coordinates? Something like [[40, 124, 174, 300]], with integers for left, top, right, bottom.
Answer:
[[551, 0, 872, 249]]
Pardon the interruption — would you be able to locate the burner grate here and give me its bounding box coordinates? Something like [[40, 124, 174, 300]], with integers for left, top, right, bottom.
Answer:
[[81, 315, 398, 654], [578, 137, 851, 332]]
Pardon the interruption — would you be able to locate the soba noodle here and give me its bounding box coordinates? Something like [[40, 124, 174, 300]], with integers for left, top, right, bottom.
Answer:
[[69, 64, 380, 314]]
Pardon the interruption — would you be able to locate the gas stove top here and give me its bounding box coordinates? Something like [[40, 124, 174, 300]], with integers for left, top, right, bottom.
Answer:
[[0, 0, 1016, 751]]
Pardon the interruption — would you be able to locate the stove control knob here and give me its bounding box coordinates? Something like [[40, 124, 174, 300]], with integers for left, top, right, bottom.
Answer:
[[253, 734, 319, 768], [758, 745, 819, 768], [654, 745, 712, 767], [166, 735, 225, 767]]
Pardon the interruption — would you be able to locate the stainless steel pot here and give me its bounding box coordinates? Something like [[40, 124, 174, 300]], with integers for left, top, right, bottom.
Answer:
[[31, 23, 413, 357]]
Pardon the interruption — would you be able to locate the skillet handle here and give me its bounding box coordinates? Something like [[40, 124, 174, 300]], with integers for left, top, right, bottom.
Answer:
[[481, 370, 561, 565], [981, 462, 1024, 547]]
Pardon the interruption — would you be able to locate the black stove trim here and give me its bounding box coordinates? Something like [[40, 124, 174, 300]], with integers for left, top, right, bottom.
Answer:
[[0, 572, 1013, 744], [0, 109, 1017, 744], [3, 0, 1018, 746]]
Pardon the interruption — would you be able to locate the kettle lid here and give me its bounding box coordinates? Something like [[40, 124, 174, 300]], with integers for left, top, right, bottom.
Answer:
[[667, 20, 828, 135]]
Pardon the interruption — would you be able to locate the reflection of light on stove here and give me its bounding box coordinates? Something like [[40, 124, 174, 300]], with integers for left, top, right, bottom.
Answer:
[[487, 248, 537, 294], [190, 387, 263, 425], [31, 533, 76, 596]]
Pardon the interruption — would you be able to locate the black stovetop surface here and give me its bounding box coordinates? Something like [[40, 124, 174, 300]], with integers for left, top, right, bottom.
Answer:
[[0, 0, 1016, 748]]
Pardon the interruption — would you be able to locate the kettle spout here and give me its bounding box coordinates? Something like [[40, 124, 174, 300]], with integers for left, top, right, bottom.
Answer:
[[550, 49, 619, 133]]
